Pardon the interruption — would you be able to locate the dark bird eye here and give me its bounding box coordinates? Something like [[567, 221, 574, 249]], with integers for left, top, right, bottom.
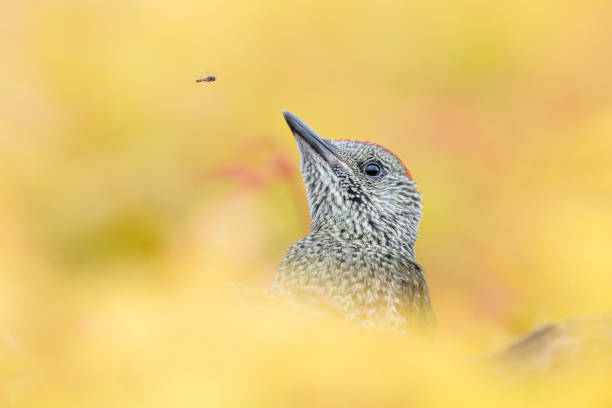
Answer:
[[363, 161, 382, 177]]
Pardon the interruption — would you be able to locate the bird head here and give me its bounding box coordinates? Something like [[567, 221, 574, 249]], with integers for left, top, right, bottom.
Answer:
[[283, 110, 422, 259]]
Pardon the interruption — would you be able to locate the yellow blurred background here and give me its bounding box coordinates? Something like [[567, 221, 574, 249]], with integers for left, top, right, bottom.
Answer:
[[2, 0, 612, 406]]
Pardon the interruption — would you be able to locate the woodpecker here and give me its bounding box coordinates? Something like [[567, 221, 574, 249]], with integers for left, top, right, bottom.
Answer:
[[268, 110, 435, 333]]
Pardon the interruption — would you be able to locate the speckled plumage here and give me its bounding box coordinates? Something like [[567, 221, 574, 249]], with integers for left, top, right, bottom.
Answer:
[[268, 111, 435, 333]]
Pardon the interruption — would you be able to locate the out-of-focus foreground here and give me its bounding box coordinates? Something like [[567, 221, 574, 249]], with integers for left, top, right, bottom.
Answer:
[[2, 0, 612, 406]]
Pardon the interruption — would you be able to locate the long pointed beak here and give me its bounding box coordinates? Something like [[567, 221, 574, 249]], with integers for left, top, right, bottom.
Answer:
[[282, 110, 350, 171]]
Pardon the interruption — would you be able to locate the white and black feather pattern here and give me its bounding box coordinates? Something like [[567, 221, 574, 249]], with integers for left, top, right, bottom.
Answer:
[[268, 117, 435, 333]]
